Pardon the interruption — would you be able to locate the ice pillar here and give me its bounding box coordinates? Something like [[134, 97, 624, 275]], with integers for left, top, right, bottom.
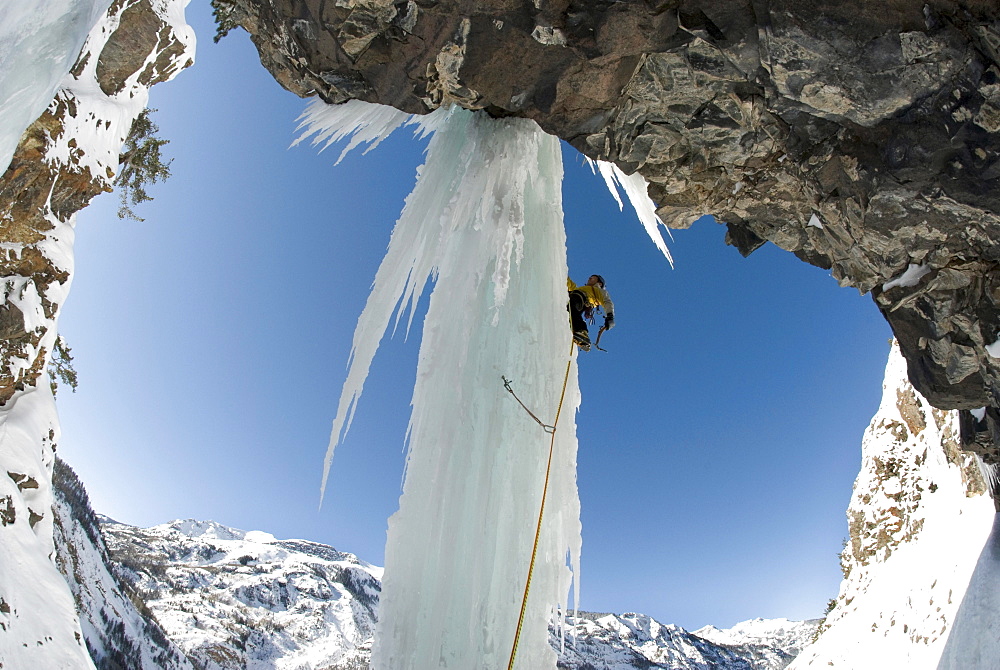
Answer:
[[323, 106, 582, 669]]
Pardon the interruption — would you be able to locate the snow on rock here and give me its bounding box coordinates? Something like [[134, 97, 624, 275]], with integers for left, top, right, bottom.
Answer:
[[986, 338, 1000, 360], [0, 0, 193, 665], [92, 509, 817, 670], [51, 458, 194, 669], [789, 341, 995, 669], [558, 612, 819, 669], [314, 105, 580, 669], [882, 263, 931, 291], [100, 516, 382, 670]]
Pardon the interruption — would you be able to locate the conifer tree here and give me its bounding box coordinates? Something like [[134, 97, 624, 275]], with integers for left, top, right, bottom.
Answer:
[[48, 336, 78, 395], [116, 108, 171, 222]]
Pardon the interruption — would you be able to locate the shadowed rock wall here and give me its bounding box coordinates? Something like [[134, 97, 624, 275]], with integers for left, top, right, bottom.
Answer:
[[214, 0, 1000, 453]]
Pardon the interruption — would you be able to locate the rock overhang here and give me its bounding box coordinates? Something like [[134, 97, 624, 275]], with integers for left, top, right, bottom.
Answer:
[[214, 0, 1000, 454]]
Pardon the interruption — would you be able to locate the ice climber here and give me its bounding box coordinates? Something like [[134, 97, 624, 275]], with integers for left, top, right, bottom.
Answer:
[[568, 274, 615, 351]]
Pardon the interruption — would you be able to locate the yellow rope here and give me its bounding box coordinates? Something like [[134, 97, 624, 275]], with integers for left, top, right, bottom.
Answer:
[[506, 339, 576, 670]]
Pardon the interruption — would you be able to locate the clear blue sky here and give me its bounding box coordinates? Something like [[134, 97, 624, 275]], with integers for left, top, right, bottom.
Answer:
[[57, 1, 891, 631]]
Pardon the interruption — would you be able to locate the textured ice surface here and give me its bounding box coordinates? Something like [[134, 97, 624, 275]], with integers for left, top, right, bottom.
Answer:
[[314, 104, 581, 669]]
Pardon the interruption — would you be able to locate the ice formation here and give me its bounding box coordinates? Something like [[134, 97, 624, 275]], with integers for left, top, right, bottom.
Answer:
[[292, 98, 413, 166], [586, 158, 674, 267], [307, 104, 581, 668]]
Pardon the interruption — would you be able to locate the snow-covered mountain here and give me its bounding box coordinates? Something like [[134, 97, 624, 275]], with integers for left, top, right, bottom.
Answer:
[[50, 457, 816, 669], [81, 512, 813, 670], [555, 612, 817, 669], [99, 516, 382, 670], [51, 459, 194, 670]]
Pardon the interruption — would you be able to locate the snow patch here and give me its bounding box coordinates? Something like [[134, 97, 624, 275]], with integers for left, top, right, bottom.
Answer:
[[245, 530, 276, 544], [985, 338, 1000, 359], [882, 263, 931, 291]]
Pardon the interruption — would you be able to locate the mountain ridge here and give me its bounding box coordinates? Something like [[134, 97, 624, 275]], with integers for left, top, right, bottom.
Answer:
[[51, 475, 818, 669]]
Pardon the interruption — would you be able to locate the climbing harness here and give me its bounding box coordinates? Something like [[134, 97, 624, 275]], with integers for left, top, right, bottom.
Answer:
[[503, 339, 575, 670]]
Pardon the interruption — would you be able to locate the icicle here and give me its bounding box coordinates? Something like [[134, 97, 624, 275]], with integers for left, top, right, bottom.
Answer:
[[312, 102, 581, 668], [587, 158, 675, 267], [292, 98, 413, 165]]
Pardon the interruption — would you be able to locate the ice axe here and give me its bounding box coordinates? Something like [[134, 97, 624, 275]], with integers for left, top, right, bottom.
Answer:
[[594, 325, 609, 352]]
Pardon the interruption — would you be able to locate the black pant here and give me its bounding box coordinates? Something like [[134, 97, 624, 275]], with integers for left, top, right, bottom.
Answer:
[[568, 290, 587, 334]]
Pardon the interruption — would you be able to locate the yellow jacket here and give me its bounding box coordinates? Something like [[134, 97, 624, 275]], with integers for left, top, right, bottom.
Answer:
[[567, 278, 614, 315]]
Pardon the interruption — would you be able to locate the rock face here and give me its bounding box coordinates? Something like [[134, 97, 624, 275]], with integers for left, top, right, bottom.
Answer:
[[0, 0, 193, 664], [0, 0, 192, 404], [789, 341, 995, 668], [214, 0, 1000, 437]]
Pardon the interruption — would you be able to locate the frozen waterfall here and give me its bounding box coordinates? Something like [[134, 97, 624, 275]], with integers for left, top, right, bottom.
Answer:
[[304, 103, 581, 668]]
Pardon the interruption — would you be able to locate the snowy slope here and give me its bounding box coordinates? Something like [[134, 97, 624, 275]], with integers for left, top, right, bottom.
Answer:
[[789, 341, 996, 668], [100, 517, 382, 670], [51, 458, 195, 670], [95, 514, 816, 670]]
